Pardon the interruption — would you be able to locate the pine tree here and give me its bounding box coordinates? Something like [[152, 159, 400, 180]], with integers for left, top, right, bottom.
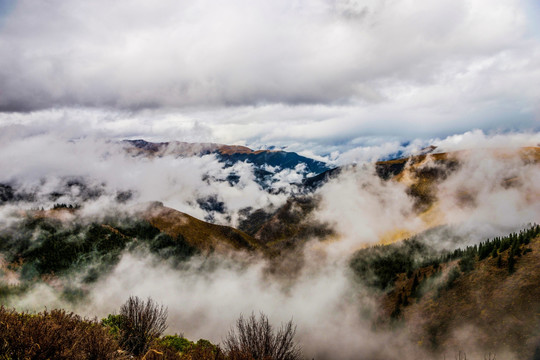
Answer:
[[508, 254, 515, 274], [411, 273, 419, 290], [411, 273, 420, 298]]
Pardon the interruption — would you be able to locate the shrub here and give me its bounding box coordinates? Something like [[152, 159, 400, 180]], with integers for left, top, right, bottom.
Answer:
[[102, 314, 125, 337], [223, 313, 301, 360], [0, 306, 120, 360], [147, 337, 223, 360], [158, 334, 194, 353], [118, 296, 168, 356], [185, 340, 223, 360]]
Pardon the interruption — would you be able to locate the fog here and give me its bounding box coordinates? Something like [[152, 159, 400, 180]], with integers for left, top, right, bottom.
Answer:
[[0, 133, 300, 226], [0, 129, 538, 359]]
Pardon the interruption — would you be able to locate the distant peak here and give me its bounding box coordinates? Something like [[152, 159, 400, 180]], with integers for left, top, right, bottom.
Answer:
[[418, 145, 437, 155]]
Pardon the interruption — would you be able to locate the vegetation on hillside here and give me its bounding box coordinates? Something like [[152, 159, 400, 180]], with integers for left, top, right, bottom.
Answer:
[[350, 224, 540, 291], [238, 197, 334, 250], [0, 214, 198, 302], [349, 224, 540, 358], [0, 199, 539, 359]]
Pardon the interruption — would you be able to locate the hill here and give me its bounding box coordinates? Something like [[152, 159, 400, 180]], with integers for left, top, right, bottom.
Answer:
[[400, 229, 540, 358], [351, 225, 540, 358], [0, 204, 270, 303], [143, 202, 265, 253]]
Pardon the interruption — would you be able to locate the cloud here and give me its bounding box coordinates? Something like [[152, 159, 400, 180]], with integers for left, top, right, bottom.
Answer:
[[0, 130, 298, 226], [434, 148, 540, 230], [7, 247, 430, 360], [0, 0, 538, 133], [1, 107, 538, 161], [296, 138, 540, 267]]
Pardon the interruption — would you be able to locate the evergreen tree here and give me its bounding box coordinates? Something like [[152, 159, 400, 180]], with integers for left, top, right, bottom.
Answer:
[[410, 273, 420, 298], [508, 254, 515, 274], [406, 268, 413, 279], [411, 273, 419, 291]]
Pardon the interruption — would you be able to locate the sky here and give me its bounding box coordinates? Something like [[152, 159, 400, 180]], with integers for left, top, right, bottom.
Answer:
[[0, 0, 539, 156]]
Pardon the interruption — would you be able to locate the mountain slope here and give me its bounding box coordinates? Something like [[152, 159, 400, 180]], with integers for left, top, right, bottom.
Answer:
[[143, 202, 266, 253], [365, 226, 540, 358], [238, 197, 334, 250]]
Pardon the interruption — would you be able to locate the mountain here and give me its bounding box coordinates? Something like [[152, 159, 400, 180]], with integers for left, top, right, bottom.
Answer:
[[123, 139, 331, 175], [301, 166, 343, 190], [305, 146, 540, 188], [355, 225, 540, 358], [1, 141, 539, 358]]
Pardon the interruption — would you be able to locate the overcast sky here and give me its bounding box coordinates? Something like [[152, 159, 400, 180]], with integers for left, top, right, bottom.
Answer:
[[0, 0, 539, 155]]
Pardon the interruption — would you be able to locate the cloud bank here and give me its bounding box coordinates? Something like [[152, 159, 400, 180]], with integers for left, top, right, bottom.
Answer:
[[0, 0, 539, 151]]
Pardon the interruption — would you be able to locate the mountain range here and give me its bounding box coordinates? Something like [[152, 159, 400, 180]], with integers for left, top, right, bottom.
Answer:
[[0, 141, 539, 359]]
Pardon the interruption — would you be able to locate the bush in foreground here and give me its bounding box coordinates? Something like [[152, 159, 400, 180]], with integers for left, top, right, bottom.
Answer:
[[118, 296, 168, 356], [0, 298, 302, 360], [223, 313, 301, 360], [0, 306, 120, 360]]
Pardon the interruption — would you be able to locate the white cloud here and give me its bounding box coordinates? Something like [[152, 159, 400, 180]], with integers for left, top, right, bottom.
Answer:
[[0, 0, 538, 137]]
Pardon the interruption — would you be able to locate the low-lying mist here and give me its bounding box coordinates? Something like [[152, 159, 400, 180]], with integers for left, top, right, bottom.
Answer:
[[0, 133, 304, 226], [0, 128, 539, 359]]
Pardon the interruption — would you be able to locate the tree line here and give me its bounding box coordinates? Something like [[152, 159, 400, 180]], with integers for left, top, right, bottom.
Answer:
[[350, 224, 540, 291]]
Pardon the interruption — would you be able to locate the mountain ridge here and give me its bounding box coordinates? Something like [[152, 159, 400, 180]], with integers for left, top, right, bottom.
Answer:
[[123, 139, 331, 175]]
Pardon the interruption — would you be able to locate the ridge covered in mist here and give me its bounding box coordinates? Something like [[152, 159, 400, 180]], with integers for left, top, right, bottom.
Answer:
[[124, 139, 331, 181]]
